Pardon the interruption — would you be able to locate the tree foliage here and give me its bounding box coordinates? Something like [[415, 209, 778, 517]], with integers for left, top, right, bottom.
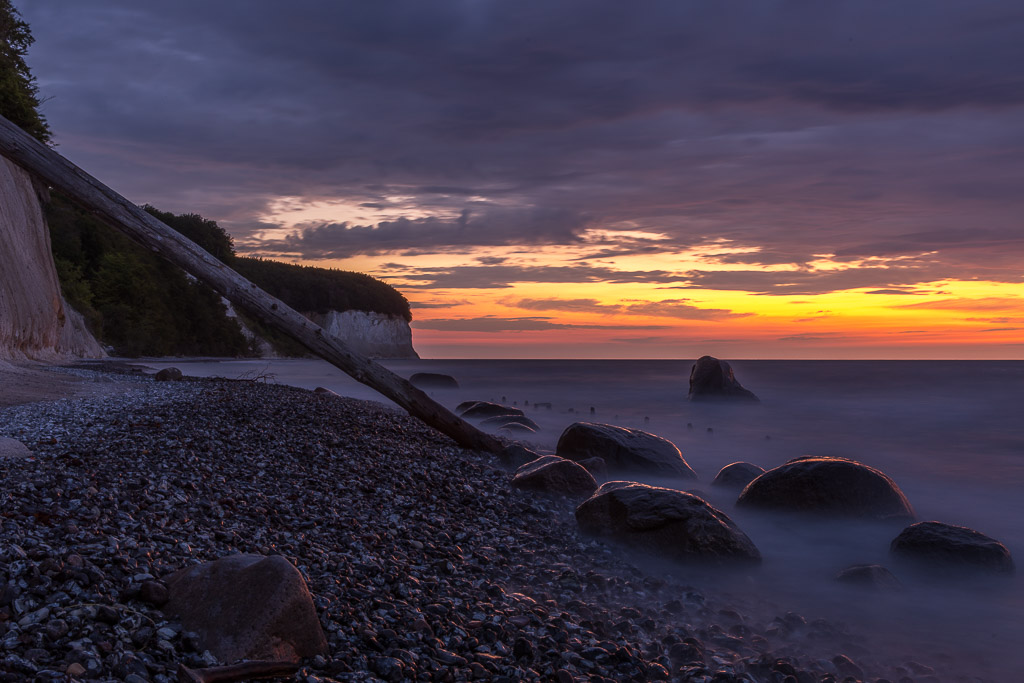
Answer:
[[48, 196, 413, 356], [0, 0, 50, 142]]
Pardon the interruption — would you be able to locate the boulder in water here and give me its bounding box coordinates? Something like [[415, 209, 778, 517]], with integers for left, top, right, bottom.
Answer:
[[736, 456, 914, 520], [163, 554, 328, 662], [577, 456, 608, 480], [835, 564, 902, 591], [556, 422, 697, 479], [154, 367, 183, 382], [712, 462, 765, 489], [480, 414, 540, 431], [459, 401, 524, 420], [499, 443, 544, 468], [575, 481, 761, 565], [889, 521, 1015, 576], [512, 455, 597, 497], [687, 356, 758, 402], [409, 372, 459, 389]]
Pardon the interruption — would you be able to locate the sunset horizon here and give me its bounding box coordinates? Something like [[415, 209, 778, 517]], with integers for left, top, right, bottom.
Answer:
[[18, 1, 1024, 360]]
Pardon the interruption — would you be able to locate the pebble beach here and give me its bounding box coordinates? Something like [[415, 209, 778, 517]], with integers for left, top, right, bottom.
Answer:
[[0, 367, 977, 682]]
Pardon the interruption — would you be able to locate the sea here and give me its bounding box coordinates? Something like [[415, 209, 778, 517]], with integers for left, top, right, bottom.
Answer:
[[143, 358, 1024, 677]]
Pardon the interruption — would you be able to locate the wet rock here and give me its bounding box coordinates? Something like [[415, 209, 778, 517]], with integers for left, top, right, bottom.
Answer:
[[511, 455, 597, 497], [576, 482, 761, 565], [163, 554, 329, 662], [459, 401, 525, 419], [409, 372, 459, 389], [835, 564, 902, 591], [556, 422, 697, 479], [736, 456, 914, 520], [480, 414, 541, 431], [712, 462, 765, 490], [889, 521, 1015, 576], [498, 443, 544, 468], [578, 456, 608, 480], [154, 367, 183, 382], [687, 356, 758, 402], [0, 437, 31, 459]]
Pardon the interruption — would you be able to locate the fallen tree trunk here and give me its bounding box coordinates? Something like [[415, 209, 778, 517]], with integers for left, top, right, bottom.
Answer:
[[0, 115, 503, 454]]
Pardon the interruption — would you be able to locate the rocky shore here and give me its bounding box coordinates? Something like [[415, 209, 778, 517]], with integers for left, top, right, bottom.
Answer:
[[0, 369, 960, 682]]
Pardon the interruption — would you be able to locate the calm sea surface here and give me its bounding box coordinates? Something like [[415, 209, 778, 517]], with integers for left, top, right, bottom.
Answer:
[[145, 358, 1024, 675]]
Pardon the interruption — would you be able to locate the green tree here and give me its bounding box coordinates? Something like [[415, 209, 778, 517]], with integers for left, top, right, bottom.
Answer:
[[0, 0, 50, 142]]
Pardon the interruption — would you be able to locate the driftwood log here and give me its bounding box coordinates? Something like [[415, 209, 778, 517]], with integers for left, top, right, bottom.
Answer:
[[0, 115, 502, 454]]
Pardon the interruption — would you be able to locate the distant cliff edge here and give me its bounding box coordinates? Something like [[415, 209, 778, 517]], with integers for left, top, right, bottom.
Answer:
[[0, 157, 104, 360]]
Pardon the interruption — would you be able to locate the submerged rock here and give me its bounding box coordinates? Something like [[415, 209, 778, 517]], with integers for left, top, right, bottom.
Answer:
[[687, 356, 758, 402], [512, 455, 597, 497], [736, 456, 914, 520], [576, 482, 761, 565], [556, 422, 697, 479], [890, 521, 1015, 576], [835, 564, 902, 591], [712, 462, 765, 489], [409, 372, 459, 389], [163, 554, 328, 663]]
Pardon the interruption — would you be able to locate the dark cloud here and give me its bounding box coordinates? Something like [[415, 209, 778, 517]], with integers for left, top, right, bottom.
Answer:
[[14, 0, 1024, 283], [397, 265, 682, 289]]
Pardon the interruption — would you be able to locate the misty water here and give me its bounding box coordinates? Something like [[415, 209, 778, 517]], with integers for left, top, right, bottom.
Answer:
[[145, 358, 1024, 677]]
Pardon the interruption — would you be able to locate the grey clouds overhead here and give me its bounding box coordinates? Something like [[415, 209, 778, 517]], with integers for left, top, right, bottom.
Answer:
[[16, 0, 1024, 294]]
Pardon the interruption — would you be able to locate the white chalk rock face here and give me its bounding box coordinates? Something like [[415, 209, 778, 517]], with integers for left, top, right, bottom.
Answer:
[[314, 310, 419, 359], [0, 157, 103, 360]]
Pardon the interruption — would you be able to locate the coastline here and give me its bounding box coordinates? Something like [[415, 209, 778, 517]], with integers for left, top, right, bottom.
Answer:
[[0, 367, 996, 681]]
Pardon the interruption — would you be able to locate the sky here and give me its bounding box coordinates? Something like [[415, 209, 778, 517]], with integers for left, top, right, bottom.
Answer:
[[16, 1, 1024, 359]]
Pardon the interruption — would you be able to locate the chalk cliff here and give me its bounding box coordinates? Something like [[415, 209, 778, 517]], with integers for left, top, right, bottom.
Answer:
[[311, 310, 418, 359], [0, 157, 104, 360]]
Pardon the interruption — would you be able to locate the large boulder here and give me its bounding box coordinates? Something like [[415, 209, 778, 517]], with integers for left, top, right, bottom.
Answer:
[[154, 367, 183, 382], [480, 414, 540, 432], [889, 521, 1015, 576], [687, 356, 758, 402], [512, 455, 597, 497], [736, 456, 914, 520], [459, 401, 524, 420], [556, 422, 697, 479], [409, 372, 459, 389], [576, 482, 761, 565], [0, 437, 31, 459], [712, 462, 765, 489], [163, 554, 328, 663]]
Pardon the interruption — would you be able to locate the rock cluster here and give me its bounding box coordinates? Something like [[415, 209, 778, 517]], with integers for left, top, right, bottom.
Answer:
[[556, 422, 697, 479], [0, 368, 955, 682]]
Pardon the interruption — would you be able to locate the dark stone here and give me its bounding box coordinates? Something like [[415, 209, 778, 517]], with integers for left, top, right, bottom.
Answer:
[[577, 457, 608, 480], [687, 356, 758, 402], [459, 401, 525, 419], [511, 456, 597, 497], [711, 462, 765, 490], [556, 422, 697, 479], [889, 521, 1015, 576], [736, 456, 914, 520], [163, 554, 329, 663], [409, 372, 459, 389], [138, 580, 169, 607], [499, 444, 543, 468], [480, 414, 541, 431], [154, 367, 182, 382], [575, 482, 761, 565], [835, 564, 902, 591]]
